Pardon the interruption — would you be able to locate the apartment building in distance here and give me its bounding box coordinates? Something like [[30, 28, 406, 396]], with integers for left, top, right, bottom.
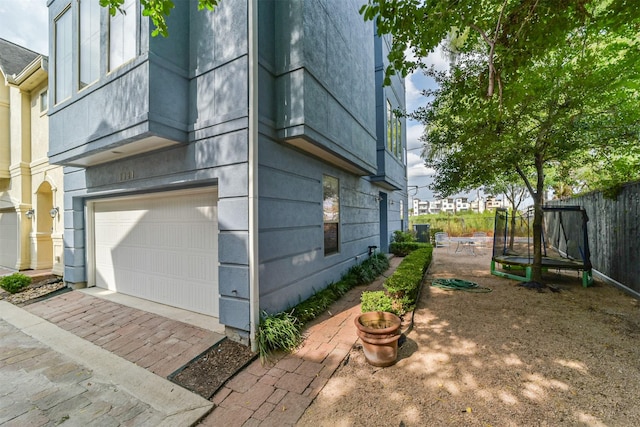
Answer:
[[412, 195, 504, 216]]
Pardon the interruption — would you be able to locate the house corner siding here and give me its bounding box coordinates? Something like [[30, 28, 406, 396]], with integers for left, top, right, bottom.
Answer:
[[254, 0, 406, 315], [48, 0, 408, 338]]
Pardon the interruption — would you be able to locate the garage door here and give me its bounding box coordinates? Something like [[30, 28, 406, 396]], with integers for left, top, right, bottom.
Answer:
[[91, 188, 218, 316], [0, 210, 18, 269]]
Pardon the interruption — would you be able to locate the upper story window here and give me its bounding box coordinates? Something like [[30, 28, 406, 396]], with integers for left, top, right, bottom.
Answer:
[[109, 0, 137, 71], [54, 7, 72, 104], [323, 175, 340, 256], [79, 0, 101, 89], [396, 119, 402, 158], [386, 98, 404, 162], [40, 90, 48, 113], [386, 100, 393, 152], [51, 0, 140, 106]]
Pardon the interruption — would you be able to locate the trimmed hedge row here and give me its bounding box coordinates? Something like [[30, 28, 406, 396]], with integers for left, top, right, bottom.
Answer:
[[389, 241, 431, 256], [361, 246, 433, 316]]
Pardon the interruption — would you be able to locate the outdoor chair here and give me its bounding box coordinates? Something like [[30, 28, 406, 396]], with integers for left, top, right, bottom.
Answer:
[[434, 232, 451, 249]]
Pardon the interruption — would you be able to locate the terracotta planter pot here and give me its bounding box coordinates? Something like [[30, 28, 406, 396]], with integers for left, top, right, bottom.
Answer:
[[354, 311, 402, 367]]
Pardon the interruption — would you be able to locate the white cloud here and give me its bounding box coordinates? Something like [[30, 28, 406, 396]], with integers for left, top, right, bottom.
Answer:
[[0, 0, 49, 55], [405, 73, 424, 111], [406, 122, 423, 150], [424, 45, 451, 72], [408, 163, 435, 178], [406, 150, 422, 167], [407, 150, 435, 180]]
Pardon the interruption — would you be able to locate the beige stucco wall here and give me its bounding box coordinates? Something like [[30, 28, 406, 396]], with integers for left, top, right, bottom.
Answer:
[[0, 82, 9, 178], [0, 67, 64, 275], [29, 80, 64, 275]]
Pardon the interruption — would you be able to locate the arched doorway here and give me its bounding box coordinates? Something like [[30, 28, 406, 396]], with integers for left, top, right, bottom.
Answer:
[[30, 181, 54, 269]]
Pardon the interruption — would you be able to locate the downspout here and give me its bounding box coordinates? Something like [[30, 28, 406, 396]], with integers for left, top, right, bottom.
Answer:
[[248, 0, 260, 352]]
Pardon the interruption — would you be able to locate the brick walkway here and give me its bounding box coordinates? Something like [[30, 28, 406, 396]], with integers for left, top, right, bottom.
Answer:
[[3, 256, 403, 426], [24, 292, 222, 378], [199, 256, 403, 427]]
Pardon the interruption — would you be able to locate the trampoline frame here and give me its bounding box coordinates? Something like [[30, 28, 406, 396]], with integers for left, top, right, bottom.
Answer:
[[490, 206, 593, 287]]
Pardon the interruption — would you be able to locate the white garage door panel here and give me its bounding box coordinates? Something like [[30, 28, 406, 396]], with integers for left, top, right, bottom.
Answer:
[[0, 210, 18, 269], [93, 190, 218, 316]]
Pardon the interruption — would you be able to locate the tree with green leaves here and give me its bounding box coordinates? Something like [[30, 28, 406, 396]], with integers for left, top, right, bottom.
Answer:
[[362, 0, 640, 281], [99, 0, 218, 37]]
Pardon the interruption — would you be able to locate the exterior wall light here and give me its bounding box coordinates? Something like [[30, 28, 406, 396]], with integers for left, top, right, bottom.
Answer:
[[25, 209, 35, 219], [50, 207, 59, 218]]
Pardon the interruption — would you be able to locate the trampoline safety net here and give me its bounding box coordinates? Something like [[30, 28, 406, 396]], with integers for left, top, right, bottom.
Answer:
[[492, 206, 592, 269]]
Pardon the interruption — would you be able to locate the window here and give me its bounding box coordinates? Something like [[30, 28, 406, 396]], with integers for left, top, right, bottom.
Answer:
[[386, 99, 404, 160], [323, 175, 340, 256], [392, 114, 397, 155], [396, 119, 402, 157], [80, 0, 101, 89], [39, 90, 48, 113], [109, 0, 137, 71], [386, 100, 393, 152], [54, 8, 72, 104]]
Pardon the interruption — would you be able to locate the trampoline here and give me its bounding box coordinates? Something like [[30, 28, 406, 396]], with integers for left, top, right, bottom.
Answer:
[[490, 206, 593, 287]]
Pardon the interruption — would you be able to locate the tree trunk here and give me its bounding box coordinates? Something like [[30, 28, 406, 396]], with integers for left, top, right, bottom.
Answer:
[[531, 155, 545, 282], [509, 210, 516, 251]]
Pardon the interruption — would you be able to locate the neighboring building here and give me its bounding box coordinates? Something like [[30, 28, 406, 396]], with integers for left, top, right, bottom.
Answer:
[[485, 196, 504, 210], [412, 198, 429, 216], [470, 197, 484, 213], [454, 197, 470, 212], [414, 195, 504, 215], [46, 0, 407, 345], [0, 39, 64, 275]]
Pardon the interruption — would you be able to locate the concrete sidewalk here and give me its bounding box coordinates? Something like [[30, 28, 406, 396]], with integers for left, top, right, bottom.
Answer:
[[0, 300, 214, 426]]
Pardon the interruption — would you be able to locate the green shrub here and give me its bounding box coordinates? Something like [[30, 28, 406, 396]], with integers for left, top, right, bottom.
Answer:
[[0, 273, 32, 294], [361, 291, 394, 313], [346, 253, 390, 285], [389, 241, 431, 256], [257, 251, 391, 360], [411, 211, 495, 238], [256, 310, 302, 362], [368, 252, 390, 274], [327, 280, 351, 298], [392, 230, 416, 243], [294, 287, 336, 324], [383, 247, 433, 315]]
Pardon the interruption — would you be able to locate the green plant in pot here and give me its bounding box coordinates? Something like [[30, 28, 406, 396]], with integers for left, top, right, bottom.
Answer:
[[356, 291, 401, 367]]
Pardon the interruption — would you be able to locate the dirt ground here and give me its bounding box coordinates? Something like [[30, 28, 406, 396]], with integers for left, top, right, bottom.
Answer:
[[297, 247, 640, 427]]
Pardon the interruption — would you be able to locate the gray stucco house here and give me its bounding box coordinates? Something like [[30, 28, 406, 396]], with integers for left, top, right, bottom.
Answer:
[[47, 0, 407, 346]]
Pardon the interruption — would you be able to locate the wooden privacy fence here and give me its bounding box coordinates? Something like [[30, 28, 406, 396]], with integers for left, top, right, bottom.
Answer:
[[548, 181, 640, 295]]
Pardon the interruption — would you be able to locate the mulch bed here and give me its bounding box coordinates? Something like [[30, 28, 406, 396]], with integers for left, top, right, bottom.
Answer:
[[169, 338, 257, 399]]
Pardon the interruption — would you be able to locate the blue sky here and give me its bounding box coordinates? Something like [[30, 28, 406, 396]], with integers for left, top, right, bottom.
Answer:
[[0, 0, 49, 55], [0, 1, 463, 203]]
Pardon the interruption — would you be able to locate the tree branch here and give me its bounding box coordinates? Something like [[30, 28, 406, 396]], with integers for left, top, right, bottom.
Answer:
[[469, 0, 508, 100], [515, 165, 536, 198]]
